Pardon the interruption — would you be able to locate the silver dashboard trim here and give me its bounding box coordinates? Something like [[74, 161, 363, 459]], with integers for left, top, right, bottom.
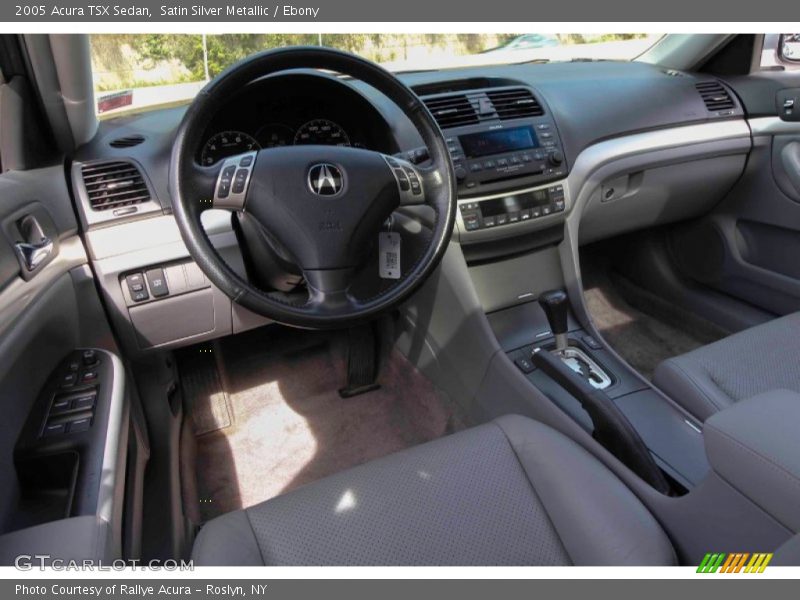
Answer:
[[455, 119, 751, 244], [748, 116, 800, 137]]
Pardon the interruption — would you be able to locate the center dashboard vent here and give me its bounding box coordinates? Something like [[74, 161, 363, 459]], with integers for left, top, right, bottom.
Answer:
[[423, 87, 544, 129], [486, 88, 544, 119], [422, 94, 480, 128], [695, 81, 736, 112], [81, 160, 152, 211]]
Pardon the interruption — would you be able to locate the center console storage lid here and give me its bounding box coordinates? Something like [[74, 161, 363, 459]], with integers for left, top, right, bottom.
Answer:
[[704, 389, 800, 532]]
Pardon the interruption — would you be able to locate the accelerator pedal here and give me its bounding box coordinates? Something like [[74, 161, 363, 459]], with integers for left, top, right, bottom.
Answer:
[[338, 323, 381, 398]]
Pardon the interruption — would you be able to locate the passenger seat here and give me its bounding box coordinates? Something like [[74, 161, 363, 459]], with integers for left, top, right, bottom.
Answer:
[[653, 312, 800, 420]]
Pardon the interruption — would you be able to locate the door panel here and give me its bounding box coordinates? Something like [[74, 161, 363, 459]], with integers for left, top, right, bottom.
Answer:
[[0, 165, 87, 533]]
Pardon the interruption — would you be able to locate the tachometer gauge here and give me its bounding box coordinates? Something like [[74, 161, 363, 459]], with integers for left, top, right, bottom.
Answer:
[[294, 119, 351, 146], [200, 131, 260, 165], [255, 123, 294, 148]]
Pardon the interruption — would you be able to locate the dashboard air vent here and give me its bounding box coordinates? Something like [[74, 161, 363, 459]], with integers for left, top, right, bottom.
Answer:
[[109, 134, 145, 148], [423, 94, 479, 128], [81, 160, 151, 211], [487, 88, 544, 120], [695, 81, 735, 112]]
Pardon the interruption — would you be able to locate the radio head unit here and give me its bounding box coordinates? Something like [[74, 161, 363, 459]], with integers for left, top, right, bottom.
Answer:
[[403, 86, 568, 197], [458, 125, 540, 158]]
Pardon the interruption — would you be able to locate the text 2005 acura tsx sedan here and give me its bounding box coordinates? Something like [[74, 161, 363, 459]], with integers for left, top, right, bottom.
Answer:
[[0, 33, 799, 566]]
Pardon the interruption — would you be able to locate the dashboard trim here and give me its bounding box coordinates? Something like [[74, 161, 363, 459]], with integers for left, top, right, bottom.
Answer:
[[748, 116, 800, 137], [456, 119, 752, 245]]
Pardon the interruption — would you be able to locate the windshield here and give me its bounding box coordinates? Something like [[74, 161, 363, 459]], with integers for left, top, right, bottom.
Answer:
[[91, 33, 662, 117]]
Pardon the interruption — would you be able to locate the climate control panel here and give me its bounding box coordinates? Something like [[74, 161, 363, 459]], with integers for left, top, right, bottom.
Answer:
[[458, 184, 566, 232]]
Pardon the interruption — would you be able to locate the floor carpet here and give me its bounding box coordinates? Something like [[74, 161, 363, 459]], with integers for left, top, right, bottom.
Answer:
[[581, 258, 728, 380], [179, 326, 466, 522]]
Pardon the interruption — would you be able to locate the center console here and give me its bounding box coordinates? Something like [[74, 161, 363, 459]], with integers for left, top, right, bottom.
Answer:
[[402, 81, 710, 494]]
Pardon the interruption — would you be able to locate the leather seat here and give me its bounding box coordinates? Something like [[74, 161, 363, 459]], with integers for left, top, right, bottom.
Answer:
[[192, 415, 675, 566], [653, 312, 800, 421]]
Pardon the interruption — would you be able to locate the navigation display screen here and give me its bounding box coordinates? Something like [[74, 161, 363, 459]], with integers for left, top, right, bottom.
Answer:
[[459, 126, 539, 158]]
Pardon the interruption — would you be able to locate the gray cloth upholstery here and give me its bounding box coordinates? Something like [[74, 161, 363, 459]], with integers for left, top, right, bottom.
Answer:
[[0, 516, 112, 566], [774, 534, 800, 566], [653, 312, 800, 420], [192, 415, 675, 566], [704, 389, 800, 532]]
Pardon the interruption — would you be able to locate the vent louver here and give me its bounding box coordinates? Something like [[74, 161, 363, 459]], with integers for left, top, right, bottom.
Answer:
[[81, 160, 152, 211], [695, 81, 735, 112], [422, 94, 479, 128], [487, 88, 544, 120], [109, 134, 145, 148]]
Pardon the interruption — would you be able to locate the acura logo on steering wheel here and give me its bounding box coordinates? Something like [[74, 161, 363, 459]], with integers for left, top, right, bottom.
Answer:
[[308, 163, 344, 196]]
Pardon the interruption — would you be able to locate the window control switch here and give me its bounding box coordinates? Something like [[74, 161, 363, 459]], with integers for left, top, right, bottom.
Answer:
[[43, 422, 66, 437], [67, 417, 92, 434], [51, 398, 72, 415], [72, 395, 96, 411]]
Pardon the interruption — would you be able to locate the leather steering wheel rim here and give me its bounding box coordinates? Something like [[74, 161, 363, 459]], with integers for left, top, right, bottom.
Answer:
[[170, 47, 456, 329]]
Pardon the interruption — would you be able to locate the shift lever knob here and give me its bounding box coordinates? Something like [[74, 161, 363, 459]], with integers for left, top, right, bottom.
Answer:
[[539, 289, 569, 351]]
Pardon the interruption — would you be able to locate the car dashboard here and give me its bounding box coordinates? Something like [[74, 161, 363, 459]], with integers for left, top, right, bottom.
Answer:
[[69, 59, 752, 356]]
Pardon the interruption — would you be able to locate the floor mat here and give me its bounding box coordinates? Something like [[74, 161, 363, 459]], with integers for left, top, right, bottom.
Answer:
[[181, 326, 467, 522], [581, 259, 728, 380]]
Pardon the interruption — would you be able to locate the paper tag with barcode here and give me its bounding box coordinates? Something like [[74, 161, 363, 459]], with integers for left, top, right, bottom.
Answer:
[[378, 231, 401, 279]]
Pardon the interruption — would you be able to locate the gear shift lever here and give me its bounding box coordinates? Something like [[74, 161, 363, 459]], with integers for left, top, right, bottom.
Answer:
[[539, 289, 569, 352]]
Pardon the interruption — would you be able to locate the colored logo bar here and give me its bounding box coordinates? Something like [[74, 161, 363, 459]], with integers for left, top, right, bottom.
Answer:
[[697, 552, 773, 573]]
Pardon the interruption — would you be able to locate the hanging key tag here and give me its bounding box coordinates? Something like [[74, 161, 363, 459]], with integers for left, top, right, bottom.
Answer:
[[378, 231, 401, 280]]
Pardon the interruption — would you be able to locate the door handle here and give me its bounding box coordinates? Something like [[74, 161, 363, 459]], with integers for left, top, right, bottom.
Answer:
[[14, 237, 53, 271], [14, 214, 53, 272]]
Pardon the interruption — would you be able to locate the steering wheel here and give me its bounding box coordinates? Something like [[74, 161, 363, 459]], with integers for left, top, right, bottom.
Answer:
[[170, 47, 456, 329]]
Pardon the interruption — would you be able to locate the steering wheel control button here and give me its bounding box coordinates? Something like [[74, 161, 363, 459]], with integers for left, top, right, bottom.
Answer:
[[214, 151, 256, 210], [385, 155, 425, 205], [145, 268, 169, 298], [217, 165, 236, 199], [394, 169, 410, 191], [233, 169, 250, 194]]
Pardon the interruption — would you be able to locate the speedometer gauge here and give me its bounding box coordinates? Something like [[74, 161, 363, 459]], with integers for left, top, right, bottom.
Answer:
[[200, 131, 260, 165], [294, 119, 351, 146]]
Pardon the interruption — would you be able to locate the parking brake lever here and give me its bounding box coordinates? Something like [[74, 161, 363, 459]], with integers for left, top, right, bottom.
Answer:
[[532, 348, 671, 494]]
